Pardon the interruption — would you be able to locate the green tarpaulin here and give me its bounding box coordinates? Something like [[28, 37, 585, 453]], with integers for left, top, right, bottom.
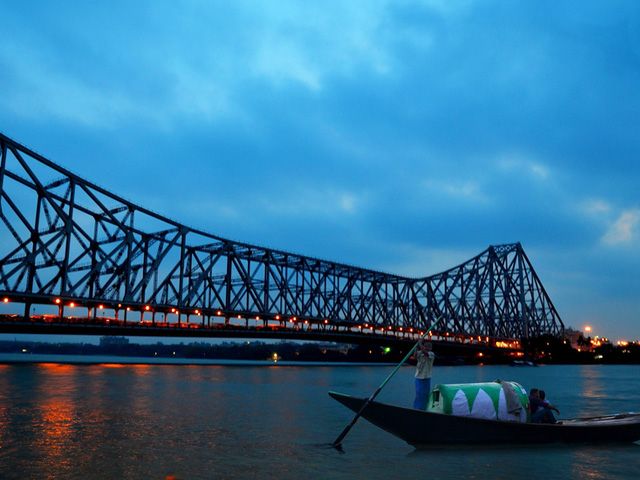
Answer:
[[428, 381, 530, 422]]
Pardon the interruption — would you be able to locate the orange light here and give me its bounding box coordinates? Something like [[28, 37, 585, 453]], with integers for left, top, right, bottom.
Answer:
[[98, 304, 104, 309], [171, 308, 175, 313], [584, 326, 592, 333], [293, 317, 297, 321], [145, 305, 150, 311], [69, 302, 76, 308], [478, 352, 484, 357], [118, 303, 122, 308], [324, 319, 328, 324], [54, 298, 61, 304], [217, 310, 222, 315], [126, 307, 130, 311], [2, 297, 8, 303], [255, 316, 260, 320], [237, 315, 241, 319], [275, 315, 280, 320], [195, 310, 200, 315]]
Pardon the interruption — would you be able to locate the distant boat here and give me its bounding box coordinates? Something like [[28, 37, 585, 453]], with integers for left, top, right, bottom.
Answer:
[[329, 391, 640, 447], [510, 360, 537, 367]]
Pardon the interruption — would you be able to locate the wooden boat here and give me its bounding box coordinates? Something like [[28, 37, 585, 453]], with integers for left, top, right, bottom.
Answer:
[[329, 391, 640, 446]]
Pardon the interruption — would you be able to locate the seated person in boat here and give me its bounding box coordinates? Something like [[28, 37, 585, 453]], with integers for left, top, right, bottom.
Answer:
[[529, 388, 559, 423], [539, 390, 560, 416]]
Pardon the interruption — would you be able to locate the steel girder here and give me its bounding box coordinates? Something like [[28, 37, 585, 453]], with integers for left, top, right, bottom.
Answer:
[[0, 133, 564, 338]]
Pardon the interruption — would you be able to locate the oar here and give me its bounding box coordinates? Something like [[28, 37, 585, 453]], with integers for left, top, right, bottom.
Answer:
[[331, 320, 439, 450]]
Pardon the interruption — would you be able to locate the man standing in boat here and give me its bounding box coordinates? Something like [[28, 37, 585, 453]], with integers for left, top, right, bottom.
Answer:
[[413, 339, 435, 410]]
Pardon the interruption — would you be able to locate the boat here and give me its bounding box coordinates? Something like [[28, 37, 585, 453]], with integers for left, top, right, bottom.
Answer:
[[329, 391, 640, 446], [510, 359, 537, 367]]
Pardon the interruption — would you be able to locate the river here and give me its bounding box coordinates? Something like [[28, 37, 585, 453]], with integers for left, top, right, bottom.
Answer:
[[0, 358, 639, 479]]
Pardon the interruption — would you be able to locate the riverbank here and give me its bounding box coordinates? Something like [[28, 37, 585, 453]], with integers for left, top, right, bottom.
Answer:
[[0, 352, 399, 366], [3, 336, 639, 365]]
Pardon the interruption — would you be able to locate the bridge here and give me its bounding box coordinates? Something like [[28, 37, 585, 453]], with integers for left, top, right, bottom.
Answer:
[[0, 133, 564, 352]]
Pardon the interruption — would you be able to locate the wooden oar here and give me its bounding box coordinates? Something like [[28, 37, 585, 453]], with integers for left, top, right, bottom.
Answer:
[[331, 320, 439, 450]]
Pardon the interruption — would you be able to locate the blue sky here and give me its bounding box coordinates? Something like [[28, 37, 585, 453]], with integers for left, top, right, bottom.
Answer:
[[0, 0, 639, 340]]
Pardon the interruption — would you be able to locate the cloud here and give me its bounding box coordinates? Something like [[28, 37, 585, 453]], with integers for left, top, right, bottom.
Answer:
[[422, 178, 490, 204], [602, 209, 640, 246], [0, 1, 407, 128], [247, 1, 396, 91], [382, 244, 480, 278], [169, 64, 242, 123], [258, 188, 363, 217], [581, 199, 612, 216], [0, 43, 140, 127], [497, 154, 550, 180]]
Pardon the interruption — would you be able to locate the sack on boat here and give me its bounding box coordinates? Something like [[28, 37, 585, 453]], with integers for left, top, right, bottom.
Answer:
[[428, 381, 530, 422]]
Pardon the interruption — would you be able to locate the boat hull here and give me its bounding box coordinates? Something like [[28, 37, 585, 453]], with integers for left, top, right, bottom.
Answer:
[[329, 391, 640, 447]]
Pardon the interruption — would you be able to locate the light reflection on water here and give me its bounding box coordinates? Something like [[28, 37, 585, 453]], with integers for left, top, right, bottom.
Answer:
[[0, 363, 638, 479]]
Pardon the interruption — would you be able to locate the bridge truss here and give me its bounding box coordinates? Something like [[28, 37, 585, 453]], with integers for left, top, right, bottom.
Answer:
[[0, 133, 563, 340]]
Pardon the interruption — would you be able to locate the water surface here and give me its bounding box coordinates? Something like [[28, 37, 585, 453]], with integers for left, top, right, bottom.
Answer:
[[0, 361, 639, 479]]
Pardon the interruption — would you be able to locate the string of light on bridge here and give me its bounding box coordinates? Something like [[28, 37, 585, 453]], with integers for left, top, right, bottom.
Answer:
[[0, 294, 523, 351]]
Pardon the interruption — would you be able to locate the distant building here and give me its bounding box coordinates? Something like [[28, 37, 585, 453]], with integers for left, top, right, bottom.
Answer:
[[99, 336, 129, 347], [564, 327, 584, 349]]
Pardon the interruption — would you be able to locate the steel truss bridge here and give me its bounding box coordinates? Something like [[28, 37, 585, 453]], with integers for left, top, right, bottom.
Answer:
[[0, 133, 564, 347]]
